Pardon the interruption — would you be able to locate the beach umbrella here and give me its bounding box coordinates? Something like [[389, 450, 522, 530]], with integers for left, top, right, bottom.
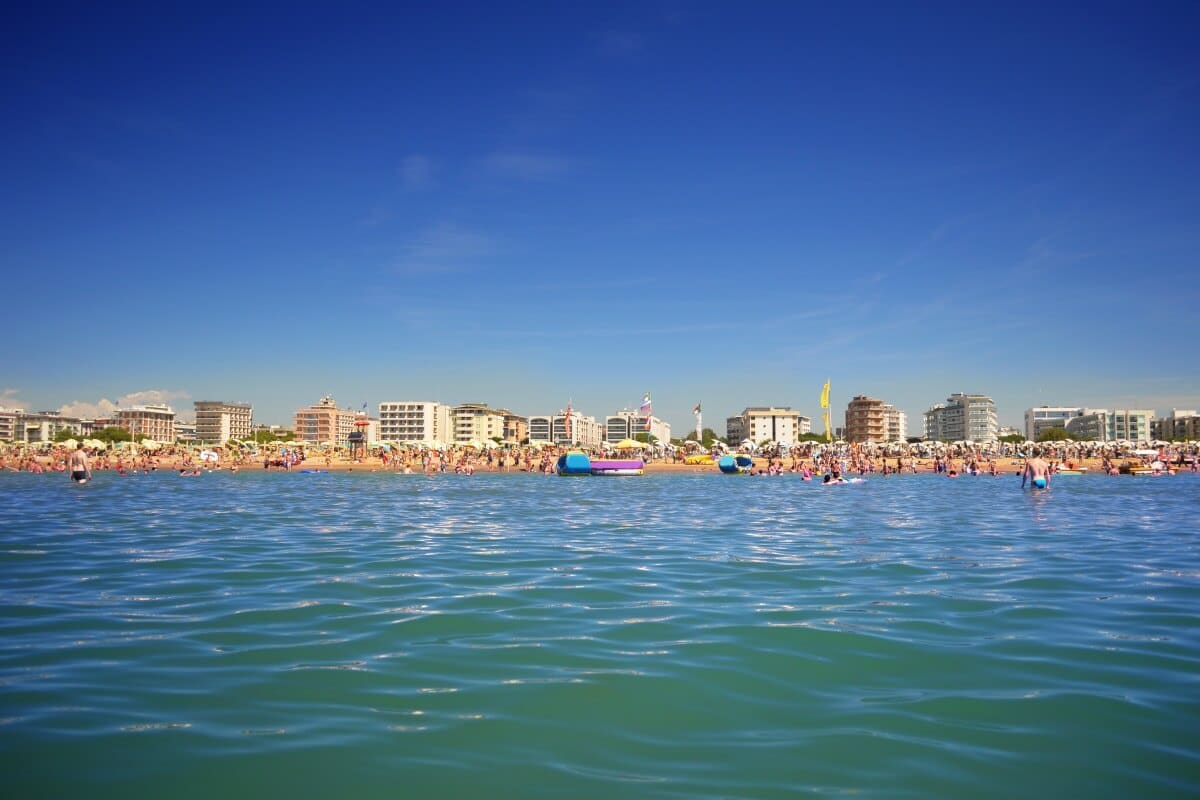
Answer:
[[614, 438, 647, 449], [62, 438, 79, 449]]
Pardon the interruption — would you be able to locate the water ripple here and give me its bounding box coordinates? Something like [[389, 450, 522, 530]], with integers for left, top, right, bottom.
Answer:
[[1, 471, 1198, 797]]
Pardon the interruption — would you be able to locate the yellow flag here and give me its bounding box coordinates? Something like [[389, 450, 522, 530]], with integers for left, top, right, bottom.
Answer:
[[819, 379, 830, 409]]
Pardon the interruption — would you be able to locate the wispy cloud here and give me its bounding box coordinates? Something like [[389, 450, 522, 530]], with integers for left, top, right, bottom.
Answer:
[[1, 388, 29, 410], [398, 154, 435, 190], [481, 150, 570, 181], [392, 223, 494, 276], [58, 389, 190, 420]]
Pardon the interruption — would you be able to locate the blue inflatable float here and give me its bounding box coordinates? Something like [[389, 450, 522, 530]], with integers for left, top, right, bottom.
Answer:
[[556, 452, 592, 476], [718, 454, 754, 474]]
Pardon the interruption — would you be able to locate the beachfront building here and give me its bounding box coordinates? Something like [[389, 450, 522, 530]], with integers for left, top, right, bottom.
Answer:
[[605, 409, 672, 445], [0, 408, 20, 441], [884, 405, 907, 442], [528, 411, 603, 448], [378, 401, 452, 444], [175, 422, 197, 443], [1154, 409, 1200, 441], [194, 401, 253, 444], [452, 403, 507, 444], [845, 396, 886, 443], [1024, 406, 1088, 441], [924, 393, 998, 443], [293, 395, 356, 446], [1058, 408, 1153, 442], [501, 410, 528, 444], [7, 411, 83, 444], [726, 407, 811, 447], [116, 404, 176, 443]]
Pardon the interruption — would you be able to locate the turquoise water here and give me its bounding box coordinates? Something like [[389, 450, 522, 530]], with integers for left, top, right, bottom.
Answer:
[[2, 471, 1198, 798]]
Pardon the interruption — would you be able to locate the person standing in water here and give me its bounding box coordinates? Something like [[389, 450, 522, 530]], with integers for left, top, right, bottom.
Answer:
[[68, 443, 91, 483], [1022, 453, 1051, 490]]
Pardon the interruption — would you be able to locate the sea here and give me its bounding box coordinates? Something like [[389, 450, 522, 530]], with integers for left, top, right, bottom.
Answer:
[[1, 470, 1197, 798]]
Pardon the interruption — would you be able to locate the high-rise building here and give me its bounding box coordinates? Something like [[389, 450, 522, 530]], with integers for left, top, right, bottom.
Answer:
[[924, 393, 997, 442], [1154, 409, 1200, 441], [0, 407, 19, 441], [7, 410, 82, 443], [845, 396, 886, 443], [883, 405, 907, 442], [293, 396, 356, 445], [1024, 406, 1089, 441], [605, 409, 672, 445], [726, 407, 811, 446], [528, 411, 602, 447], [194, 401, 253, 444], [1065, 409, 1153, 442], [500, 410, 528, 444], [452, 403, 507, 443], [117, 404, 176, 443], [378, 401, 452, 444]]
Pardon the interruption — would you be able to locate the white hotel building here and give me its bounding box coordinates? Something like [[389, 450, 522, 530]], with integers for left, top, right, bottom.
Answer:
[[726, 407, 811, 447], [378, 401, 452, 444], [194, 401, 253, 444], [605, 409, 671, 445], [528, 411, 603, 448]]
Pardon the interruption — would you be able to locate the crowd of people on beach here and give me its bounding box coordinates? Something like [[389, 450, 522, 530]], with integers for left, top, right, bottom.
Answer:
[[3, 437, 1196, 482]]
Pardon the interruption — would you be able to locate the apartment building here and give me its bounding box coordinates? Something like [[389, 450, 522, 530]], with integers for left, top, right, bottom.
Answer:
[[117, 404, 177, 443], [194, 401, 253, 444], [452, 403, 507, 443], [293, 396, 356, 445], [924, 393, 997, 442], [726, 407, 811, 446], [845, 396, 886, 443], [378, 401, 452, 443]]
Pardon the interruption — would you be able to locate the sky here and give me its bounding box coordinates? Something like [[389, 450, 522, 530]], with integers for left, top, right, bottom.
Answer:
[[3, 1, 1199, 432]]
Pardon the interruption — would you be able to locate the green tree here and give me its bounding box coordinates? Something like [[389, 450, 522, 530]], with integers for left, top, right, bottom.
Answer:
[[53, 428, 77, 443], [93, 426, 132, 444], [797, 432, 827, 442], [1036, 427, 1071, 442], [999, 433, 1025, 444], [253, 429, 295, 444]]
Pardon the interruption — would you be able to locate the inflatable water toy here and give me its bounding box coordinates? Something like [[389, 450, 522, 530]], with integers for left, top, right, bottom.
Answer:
[[556, 452, 592, 476], [589, 459, 644, 476], [718, 455, 753, 474]]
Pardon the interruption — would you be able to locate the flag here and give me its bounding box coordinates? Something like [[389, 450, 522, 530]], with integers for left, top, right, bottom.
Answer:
[[819, 379, 830, 410], [692, 403, 701, 415], [639, 393, 652, 430], [362, 402, 368, 410]]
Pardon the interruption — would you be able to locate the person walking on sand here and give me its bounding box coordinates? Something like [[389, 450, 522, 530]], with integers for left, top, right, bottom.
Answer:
[[1022, 454, 1051, 490], [68, 443, 91, 483]]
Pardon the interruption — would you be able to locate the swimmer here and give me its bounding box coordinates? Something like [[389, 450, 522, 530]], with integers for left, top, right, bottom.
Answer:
[[1022, 455, 1051, 490]]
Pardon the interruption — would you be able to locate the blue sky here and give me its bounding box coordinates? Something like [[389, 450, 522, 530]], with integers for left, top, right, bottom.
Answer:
[[3, 2, 1198, 432]]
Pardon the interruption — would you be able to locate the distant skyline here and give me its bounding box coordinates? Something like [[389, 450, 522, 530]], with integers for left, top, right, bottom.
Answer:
[[4, 3, 1198, 431]]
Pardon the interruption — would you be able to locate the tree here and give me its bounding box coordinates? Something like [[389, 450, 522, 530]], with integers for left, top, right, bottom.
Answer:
[[93, 426, 132, 444], [53, 428, 77, 443], [254, 429, 295, 444], [1037, 427, 1071, 442], [797, 432, 826, 442], [998, 433, 1025, 444]]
